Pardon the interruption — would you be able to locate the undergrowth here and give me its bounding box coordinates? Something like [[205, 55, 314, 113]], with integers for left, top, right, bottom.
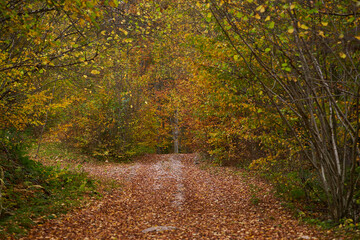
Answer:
[[254, 166, 360, 238], [0, 143, 100, 239]]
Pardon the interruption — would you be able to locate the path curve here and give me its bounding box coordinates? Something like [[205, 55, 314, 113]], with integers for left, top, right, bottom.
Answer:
[[23, 154, 329, 239]]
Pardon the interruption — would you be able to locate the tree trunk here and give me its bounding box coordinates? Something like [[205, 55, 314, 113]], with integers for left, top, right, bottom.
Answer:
[[173, 109, 179, 154]]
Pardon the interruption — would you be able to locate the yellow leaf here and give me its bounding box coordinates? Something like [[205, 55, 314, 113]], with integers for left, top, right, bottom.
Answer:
[[91, 70, 100, 74], [321, 22, 328, 26], [256, 5, 265, 13], [355, 35, 360, 40], [290, 3, 296, 10], [319, 31, 325, 38], [265, 16, 270, 21], [339, 52, 346, 59], [119, 28, 128, 36], [300, 24, 309, 30], [255, 14, 261, 20], [288, 27, 294, 34]]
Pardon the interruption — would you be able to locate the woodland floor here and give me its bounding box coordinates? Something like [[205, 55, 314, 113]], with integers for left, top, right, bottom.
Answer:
[[22, 154, 334, 239]]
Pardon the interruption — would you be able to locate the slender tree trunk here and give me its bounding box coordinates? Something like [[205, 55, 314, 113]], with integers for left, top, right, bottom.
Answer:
[[173, 109, 179, 153], [0, 167, 4, 217]]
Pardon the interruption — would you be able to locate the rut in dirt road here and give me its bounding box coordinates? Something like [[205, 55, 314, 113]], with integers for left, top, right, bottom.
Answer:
[[24, 154, 330, 239]]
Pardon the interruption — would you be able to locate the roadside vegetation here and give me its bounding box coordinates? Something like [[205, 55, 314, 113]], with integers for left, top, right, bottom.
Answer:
[[0, 143, 99, 239]]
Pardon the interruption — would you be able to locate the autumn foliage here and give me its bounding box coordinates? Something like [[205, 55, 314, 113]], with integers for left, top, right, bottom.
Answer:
[[1, 0, 360, 227]]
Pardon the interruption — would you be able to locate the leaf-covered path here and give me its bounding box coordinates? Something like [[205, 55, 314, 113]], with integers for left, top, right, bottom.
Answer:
[[24, 154, 330, 239]]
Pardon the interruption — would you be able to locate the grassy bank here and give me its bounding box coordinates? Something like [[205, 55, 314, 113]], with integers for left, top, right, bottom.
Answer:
[[0, 143, 101, 239]]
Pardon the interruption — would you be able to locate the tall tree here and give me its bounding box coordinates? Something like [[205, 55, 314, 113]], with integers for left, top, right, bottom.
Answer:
[[208, 0, 360, 221]]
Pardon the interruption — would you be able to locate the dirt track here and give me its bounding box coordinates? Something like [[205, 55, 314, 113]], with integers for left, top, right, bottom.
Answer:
[[24, 154, 329, 239]]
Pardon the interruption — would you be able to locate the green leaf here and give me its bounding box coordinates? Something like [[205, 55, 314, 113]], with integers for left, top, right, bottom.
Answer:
[[206, 13, 212, 22], [236, 12, 243, 18], [268, 21, 275, 29]]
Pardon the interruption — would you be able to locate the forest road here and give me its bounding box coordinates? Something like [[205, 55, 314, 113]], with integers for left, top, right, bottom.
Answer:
[[24, 154, 330, 239]]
